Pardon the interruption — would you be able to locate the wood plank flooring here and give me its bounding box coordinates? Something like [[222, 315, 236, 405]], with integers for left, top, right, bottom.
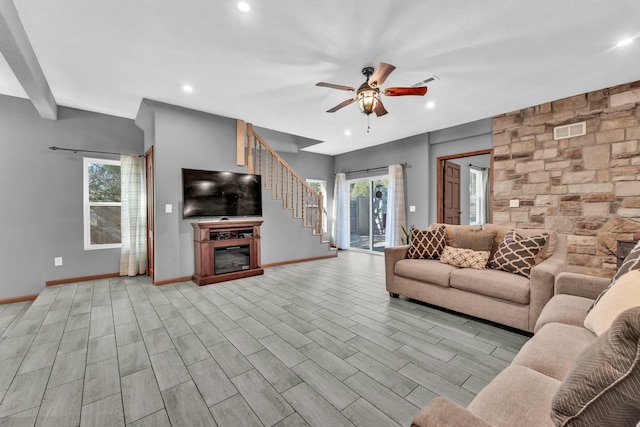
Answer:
[[0, 251, 529, 426]]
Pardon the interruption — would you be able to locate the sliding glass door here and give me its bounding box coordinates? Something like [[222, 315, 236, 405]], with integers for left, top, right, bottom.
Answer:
[[348, 177, 388, 252]]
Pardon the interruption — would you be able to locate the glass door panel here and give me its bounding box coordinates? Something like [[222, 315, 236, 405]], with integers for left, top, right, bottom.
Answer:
[[372, 179, 388, 253], [348, 177, 388, 252], [350, 181, 371, 250]]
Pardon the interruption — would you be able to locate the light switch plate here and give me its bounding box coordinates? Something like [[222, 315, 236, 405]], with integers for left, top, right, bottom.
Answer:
[[509, 199, 520, 208], [165, 204, 173, 213], [409, 205, 416, 212]]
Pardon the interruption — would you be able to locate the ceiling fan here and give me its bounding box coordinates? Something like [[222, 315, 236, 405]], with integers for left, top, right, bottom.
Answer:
[[316, 62, 428, 117]]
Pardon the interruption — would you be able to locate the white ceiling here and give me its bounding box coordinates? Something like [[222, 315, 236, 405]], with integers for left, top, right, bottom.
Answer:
[[2, 0, 640, 155]]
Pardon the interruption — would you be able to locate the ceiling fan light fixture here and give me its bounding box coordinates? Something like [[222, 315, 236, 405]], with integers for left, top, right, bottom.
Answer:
[[357, 88, 380, 115], [316, 62, 426, 117]]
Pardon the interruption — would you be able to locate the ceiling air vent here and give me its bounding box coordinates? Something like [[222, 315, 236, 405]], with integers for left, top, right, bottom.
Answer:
[[412, 75, 438, 87], [554, 122, 586, 140]]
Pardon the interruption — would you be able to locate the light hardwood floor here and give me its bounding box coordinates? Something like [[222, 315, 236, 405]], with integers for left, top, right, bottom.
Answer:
[[0, 251, 529, 426]]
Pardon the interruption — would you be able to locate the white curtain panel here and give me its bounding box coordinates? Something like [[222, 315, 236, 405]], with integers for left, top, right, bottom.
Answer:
[[331, 173, 349, 249], [385, 164, 407, 247], [482, 167, 490, 224], [120, 154, 147, 276]]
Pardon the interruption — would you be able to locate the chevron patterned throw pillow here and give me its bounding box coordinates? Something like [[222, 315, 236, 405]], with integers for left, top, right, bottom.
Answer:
[[489, 230, 549, 278]]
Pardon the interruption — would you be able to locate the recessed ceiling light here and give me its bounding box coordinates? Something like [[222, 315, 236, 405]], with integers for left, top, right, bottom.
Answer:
[[616, 37, 634, 48], [182, 84, 194, 93], [344, 130, 351, 136], [426, 101, 435, 109], [238, 2, 251, 12]]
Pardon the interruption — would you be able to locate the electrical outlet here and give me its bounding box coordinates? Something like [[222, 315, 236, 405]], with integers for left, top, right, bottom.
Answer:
[[54, 257, 63, 267], [509, 199, 520, 208], [165, 204, 173, 214]]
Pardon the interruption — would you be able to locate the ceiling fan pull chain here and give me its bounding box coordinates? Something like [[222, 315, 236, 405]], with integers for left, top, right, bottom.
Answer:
[[367, 114, 371, 133]]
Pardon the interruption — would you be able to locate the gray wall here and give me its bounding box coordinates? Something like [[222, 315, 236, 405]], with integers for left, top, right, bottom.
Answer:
[[0, 91, 492, 298], [333, 133, 431, 229], [137, 99, 334, 282], [0, 94, 143, 299], [333, 118, 493, 230]]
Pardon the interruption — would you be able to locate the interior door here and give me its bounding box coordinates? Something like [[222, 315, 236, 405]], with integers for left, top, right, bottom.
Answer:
[[444, 161, 461, 225], [145, 147, 155, 281]]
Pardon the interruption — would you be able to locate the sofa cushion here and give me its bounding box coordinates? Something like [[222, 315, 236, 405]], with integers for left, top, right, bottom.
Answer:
[[534, 294, 594, 333], [407, 225, 446, 259], [453, 228, 497, 252], [394, 259, 456, 287], [589, 240, 640, 311], [449, 268, 530, 304], [551, 307, 640, 427], [489, 230, 548, 278], [584, 270, 640, 335], [512, 323, 595, 381], [440, 246, 490, 270], [430, 223, 482, 247], [483, 223, 557, 262], [468, 365, 560, 427]]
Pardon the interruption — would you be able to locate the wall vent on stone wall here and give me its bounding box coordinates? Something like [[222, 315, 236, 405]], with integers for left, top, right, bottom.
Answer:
[[553, 121, 586, 140]]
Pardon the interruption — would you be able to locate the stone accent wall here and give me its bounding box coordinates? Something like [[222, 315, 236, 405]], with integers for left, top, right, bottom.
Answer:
[[492, 81, 640, 277]]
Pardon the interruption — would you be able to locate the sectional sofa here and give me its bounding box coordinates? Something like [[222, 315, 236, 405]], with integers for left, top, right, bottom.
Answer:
[[411, 268, 640, 426]]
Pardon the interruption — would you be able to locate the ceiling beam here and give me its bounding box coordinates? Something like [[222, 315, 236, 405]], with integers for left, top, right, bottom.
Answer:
[[0, 0, 57, 120]]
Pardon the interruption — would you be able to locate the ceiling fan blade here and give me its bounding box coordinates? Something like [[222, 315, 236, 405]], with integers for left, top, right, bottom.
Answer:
[[368, 62, 396, 88], [327, 98, 356, 113], [374, 100, 388, 117], [383, 86, 428, 96], [316, 82, 356, 92]]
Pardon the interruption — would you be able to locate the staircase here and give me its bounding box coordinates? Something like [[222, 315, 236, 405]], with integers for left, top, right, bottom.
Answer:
[[237, 120, 336, 262]]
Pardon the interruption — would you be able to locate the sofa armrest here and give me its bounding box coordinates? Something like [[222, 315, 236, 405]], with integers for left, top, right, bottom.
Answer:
[[384, 245, 409, 293], [527, 234, 568, 331], [411, 398, 493, 427], [555, 272, 610, 299]]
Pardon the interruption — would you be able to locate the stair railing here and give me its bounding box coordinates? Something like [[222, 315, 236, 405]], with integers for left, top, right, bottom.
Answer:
[[244, 123, 324, 235]]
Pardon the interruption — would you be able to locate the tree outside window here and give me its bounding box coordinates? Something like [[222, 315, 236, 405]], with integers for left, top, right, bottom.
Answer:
[[84, 158, 121, 250]]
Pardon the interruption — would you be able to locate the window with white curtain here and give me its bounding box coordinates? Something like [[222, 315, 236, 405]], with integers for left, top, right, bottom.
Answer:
[[83, 157, 121, 250], [469, 168, 485, 226]]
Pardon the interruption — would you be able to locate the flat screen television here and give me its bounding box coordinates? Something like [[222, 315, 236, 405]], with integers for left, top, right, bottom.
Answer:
[[182, 168, 262, 218]]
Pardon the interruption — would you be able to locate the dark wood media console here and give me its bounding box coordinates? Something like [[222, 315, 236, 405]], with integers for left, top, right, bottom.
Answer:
[[192, 220, 263, 285]]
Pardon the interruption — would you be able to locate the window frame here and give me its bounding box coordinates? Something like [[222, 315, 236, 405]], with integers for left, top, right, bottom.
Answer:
[[306, 179, 328, 234], [469, 168, 485, 226], [83, 157, 122, 250]]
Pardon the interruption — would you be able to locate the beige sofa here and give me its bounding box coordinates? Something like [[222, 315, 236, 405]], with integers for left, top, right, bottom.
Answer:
[[411, 271, 640, 427], [384, 224, 568, 333]]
